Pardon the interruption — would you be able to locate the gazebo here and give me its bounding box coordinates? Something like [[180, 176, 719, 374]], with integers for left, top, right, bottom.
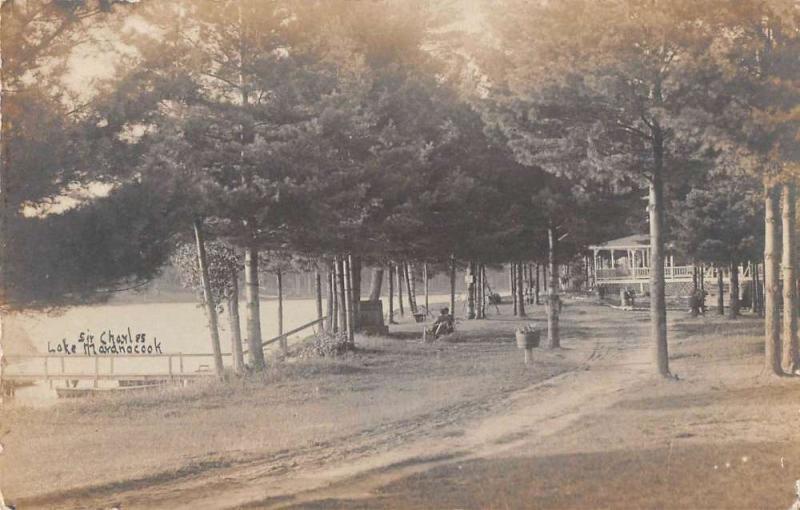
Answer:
[[588, 234, 753, 292]]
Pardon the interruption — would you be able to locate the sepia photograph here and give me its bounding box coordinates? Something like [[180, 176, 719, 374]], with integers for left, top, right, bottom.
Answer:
[[0, 0, 799, 508]]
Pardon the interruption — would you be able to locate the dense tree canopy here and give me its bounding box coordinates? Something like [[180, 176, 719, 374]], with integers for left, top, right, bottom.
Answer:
[[2, 0, 798, 376]]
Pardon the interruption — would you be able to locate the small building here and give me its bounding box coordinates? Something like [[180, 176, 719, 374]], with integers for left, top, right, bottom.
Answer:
[[588, 234, 754, 296]]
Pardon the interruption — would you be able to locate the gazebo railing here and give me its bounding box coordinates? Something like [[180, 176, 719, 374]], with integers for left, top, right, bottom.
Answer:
[[597, 265, 752, 282]]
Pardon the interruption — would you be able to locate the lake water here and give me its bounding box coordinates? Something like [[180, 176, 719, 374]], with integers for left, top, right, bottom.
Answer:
[[4, 293, 458, 406], [4, 297, 325, 406]]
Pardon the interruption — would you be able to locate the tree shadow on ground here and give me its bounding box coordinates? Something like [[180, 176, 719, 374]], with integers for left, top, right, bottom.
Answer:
[[384, 331, 423, 341], [614, 383, 798, 411], [270, 441, 800, 510], [670, 315, 762, 341]]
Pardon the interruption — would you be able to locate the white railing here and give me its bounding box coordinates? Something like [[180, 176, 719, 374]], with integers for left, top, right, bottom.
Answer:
[[2, 352, 226, 386], [242, 316, 328, 355], [672, 266, 693, 277], [596, 265, 752, 282], [596, 268, 632, 278]]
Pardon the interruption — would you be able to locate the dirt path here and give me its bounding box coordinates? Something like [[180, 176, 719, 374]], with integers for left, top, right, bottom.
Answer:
[[29, 304, 653, 510], [242, 312, 654, 510], [269, 312, 800, 510]]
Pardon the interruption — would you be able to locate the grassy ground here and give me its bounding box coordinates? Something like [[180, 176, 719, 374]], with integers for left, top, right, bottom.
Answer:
[[1, 302, 581, 508], [5, 301, 800, 509]]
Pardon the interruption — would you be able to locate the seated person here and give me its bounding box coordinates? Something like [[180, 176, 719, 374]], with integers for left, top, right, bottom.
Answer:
[[430, 307, 454, 338]]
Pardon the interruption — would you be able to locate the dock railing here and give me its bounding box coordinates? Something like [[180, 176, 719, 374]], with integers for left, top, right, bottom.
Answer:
[[3, 316, 329, 388], [2, 352, 229, 387], [244, 316, 327, 354]]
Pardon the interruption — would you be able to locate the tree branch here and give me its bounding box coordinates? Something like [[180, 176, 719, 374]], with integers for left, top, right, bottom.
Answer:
[[614, 121, 651, 140], [201, 71, 240, 90]]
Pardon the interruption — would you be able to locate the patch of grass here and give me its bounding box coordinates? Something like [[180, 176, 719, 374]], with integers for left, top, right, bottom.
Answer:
[[37, 356, 371, 419]]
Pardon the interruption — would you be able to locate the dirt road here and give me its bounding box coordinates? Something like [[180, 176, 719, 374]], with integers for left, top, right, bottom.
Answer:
[[238, 310, 655, 510]]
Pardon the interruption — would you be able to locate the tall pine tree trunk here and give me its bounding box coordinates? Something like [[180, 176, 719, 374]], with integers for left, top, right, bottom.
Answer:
[[729, 262, 740, 319], [481, 264, 487, 317], [346, 255, 356, 344], [277, 269, 285, 352], [700, 266, 706, 314], [388, 264, 396, 324], [327, 268, 335, 332], [193, 219, 224, 378], [402, 262, 413, 314], [423, 263, 430, 316], [368, 268, 383, 301], [690, 264, 699, 317], [407, 262, 418, 314], [467, 262, 476, 319], [397, 263, 405, 316], [244, 236, 265, 371], [782, 182, 798, 372], [584, 257, 590, 292], [760, 258, 766, 318], [449, 255, 456, 316], [717, 266, 724, 315], [530, 264, 536, 303], [765, 182, 783, 375], [227, 267, 244, 375], [481, 264, 488, 319], [351, 256, 362, 330], [336, 257, 347, 335], [511, 264, 518, 315], [547, 226, 560, 348], [236, 9, 264, 371], [648, 138, 669, 377], [751, 262, 758, 314], [475, 264, 482, 319], [530, 263, 536, 302], [315, 270, 324, 326], [753, 261, 762, 317], [516, 261, 526, 316], [543, 263, 548, 293]]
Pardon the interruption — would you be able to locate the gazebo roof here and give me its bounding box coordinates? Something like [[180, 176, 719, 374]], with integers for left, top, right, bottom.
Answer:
[[589, 234, 650, 250]]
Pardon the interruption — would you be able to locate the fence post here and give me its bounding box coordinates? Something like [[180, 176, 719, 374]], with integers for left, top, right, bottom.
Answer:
[[179, 353, 184, 375], [94, 357, 99, 388], [168, 355, 173, 378], [110, 357, 114, 375]]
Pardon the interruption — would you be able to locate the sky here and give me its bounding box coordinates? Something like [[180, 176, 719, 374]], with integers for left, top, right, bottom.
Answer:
[[63, 0, 488, 96], [34, 0, 489, 217]]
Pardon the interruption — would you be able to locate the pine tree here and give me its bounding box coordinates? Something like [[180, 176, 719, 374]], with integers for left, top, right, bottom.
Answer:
[[486, 0, 737, 376]]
